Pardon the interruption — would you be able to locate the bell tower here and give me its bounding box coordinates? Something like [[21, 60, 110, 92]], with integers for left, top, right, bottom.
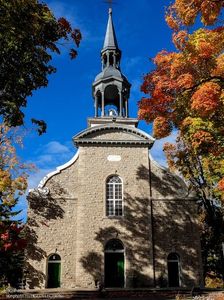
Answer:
[[91, 8, 134, 126]]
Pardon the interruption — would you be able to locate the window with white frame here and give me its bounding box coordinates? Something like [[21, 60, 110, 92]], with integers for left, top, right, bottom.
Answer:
[[106, 175, 123, 216]]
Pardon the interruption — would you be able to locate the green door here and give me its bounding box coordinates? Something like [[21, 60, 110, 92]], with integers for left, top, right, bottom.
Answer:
[[47, 262, 61, 288], [105, 252, 124, 287]]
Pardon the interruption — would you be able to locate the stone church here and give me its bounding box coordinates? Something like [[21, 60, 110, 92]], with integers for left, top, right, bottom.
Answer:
[[26, 9, 203, 290]]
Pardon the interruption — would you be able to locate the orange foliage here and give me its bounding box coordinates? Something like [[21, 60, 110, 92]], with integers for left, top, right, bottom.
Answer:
[[165, 14, 179, 31], [172, 30, 188, 50], [139, 0, 224, 208], [198, 41, 215, 59], [191, 82, 221, 117], [167, 0, 223, 27], [201, 0, 223, 25], [163, 142, 177, 171], [192, 130, 215, 152], [212, 54, 224, 77], [177, 73, 194, 89], [138, 98, 153, 123], [153, 117, 172, 138], [218, 178, 224, 192], [153, 50, 175, 67], [139, 26, 224, 131]]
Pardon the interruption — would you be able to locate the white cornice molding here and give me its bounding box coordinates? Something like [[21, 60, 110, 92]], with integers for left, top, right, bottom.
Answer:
[[149, 153, 168, 172], [73, 124, 155, 144], [75, 139, 152, 146], [36, 150, 79, 189]]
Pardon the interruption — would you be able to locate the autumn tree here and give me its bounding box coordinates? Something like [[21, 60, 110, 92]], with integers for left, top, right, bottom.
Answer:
[[0, 123, 30, 287], [0, 0, 82, 134], [138, 0, 224, 286]]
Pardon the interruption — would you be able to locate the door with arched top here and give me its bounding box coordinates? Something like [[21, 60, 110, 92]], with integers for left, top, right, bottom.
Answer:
[[104, 239, 124, 287], [47, 254, 61, 288], [167, 253, 180, 287]]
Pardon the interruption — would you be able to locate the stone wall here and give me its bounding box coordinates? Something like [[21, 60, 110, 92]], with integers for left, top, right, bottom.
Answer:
[[26, 130, 203, 289], [26, 157, 80, 289], [152, 199, 203, 288], [26, 198, 78, 289], [75, 145, 153, 288]]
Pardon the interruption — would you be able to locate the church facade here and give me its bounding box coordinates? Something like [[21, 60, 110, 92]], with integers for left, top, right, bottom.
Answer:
[[26, 9, 203, 290]]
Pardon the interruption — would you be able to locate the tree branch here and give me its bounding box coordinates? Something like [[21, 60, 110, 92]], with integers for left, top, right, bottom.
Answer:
[[184, 76, 224, 94]]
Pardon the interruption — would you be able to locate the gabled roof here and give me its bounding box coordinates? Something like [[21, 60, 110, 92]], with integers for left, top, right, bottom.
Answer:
[[73, 124, 155, 147]]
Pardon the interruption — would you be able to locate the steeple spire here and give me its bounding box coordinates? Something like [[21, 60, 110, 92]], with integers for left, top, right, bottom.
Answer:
[[92, 8, 131, 120], [103, 8, 119, 51]]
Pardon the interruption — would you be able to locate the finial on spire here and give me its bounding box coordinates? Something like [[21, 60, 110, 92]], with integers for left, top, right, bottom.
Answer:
[[104, 0, 116, 12], [102, 2, 118, 50], [92, 0, 131, 120]]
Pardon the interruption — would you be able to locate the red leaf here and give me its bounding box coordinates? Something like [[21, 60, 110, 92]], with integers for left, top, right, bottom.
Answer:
[[70, 49, 78, 59]]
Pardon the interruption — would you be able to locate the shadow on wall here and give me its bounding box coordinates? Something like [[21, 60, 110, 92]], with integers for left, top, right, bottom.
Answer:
[[80, 252, 102, 287], [152, 199, 201, 288], [98, 194, 153, 288], [138, 164, 201, 287], [25, 163, 201, 288], [137, 163, 188, 198], [25, 182, 66, 288], [78, 191, 152, 287], [80, 164, 201, 288]]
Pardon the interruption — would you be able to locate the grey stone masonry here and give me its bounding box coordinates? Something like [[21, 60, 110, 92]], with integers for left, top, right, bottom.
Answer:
[[26, 128, 203, 289]]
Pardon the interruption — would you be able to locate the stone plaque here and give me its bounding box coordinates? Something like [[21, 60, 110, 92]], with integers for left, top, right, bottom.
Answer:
[[107, 155, 121, 161]]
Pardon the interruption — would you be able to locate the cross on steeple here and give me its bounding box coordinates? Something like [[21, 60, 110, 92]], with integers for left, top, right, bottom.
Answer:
[[104, 0, 116, 10]]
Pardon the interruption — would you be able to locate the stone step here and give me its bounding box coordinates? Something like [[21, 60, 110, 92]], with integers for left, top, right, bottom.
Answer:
[[0, 288, 223, 300], [0, 290, 100, 300]]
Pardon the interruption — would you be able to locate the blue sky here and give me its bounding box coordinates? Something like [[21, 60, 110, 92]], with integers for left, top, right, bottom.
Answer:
[[17, 0, 178, 220]]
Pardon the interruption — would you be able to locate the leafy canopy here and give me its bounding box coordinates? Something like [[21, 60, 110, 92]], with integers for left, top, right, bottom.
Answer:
[[166, 0, 224, 28], [138, 0, 224, 206], [0, 123, 30, 249], [0, 0, 81, 134], [0, 123, 32, 286], [138, 0, 224, 285]]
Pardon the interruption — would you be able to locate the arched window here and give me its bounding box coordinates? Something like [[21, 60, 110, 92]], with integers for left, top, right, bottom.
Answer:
[[106, 175, 123, 216], [167, 253, 180, 287], [47, 254, 61, 288]]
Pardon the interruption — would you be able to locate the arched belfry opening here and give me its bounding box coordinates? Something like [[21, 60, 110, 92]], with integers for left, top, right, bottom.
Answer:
[[94, 84, 129, 118], [105, 84, 119, 105], [104, 239, 125, 288], [92, 8, 131, 120]]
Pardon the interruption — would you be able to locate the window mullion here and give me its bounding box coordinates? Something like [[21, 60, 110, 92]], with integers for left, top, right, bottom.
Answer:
[[106, 176, 123, 217]]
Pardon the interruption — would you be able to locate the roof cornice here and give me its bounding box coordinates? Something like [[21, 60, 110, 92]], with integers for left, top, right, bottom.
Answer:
[[73, 124, 155, 148]]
